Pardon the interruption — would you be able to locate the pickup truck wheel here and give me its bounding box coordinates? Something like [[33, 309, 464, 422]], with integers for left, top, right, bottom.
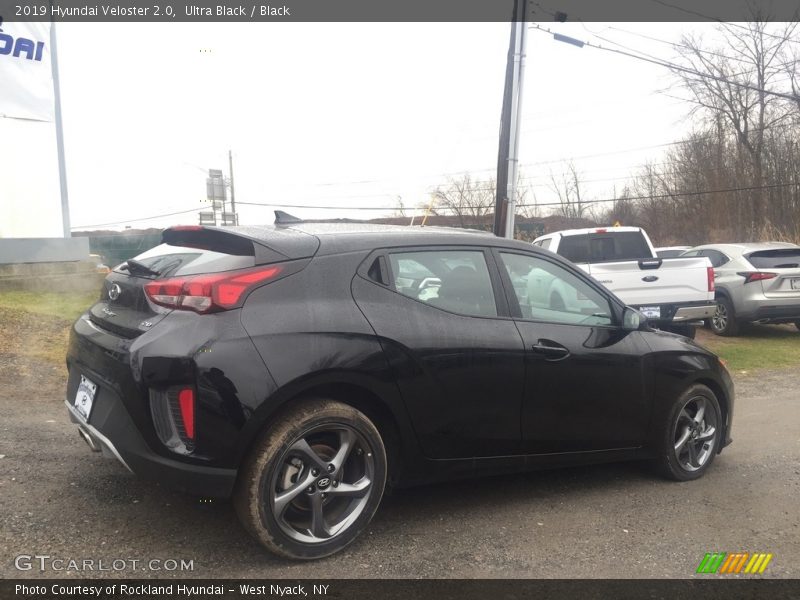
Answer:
[[654, 384, 721, 481], [234, 398, 387, 560], [710, 297, 739, 336]]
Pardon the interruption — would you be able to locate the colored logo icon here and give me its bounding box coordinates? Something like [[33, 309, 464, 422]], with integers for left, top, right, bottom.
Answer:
[[697, 552, 773, 574]]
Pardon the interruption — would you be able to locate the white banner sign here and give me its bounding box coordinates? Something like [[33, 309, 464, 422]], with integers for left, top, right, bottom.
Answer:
[[0, 21, 54, 122]]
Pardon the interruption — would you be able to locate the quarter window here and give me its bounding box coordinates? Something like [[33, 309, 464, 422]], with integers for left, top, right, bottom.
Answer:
[[500, 252, 613, 326], [388, 250, 497, 317]]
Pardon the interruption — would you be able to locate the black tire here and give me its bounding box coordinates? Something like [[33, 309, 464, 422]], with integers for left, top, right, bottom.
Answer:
[[654, 384, 722, 481], [234, 398, 387, 560], [710, 296, 739, 336]]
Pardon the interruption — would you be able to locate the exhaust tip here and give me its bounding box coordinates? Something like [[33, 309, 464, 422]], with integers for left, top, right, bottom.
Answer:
[[78, 428, 101, 452]]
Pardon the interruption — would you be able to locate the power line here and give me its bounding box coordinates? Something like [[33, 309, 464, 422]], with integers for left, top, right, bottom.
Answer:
[[530, 23, 800, 101], [647, 0, 800, 47], [71, 207, 203, 230], [69, 180, 800, 230], [236, 181, 799, 211]]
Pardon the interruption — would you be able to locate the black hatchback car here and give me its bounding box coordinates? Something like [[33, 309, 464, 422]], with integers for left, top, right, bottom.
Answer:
[[66, 216, 734, 559]]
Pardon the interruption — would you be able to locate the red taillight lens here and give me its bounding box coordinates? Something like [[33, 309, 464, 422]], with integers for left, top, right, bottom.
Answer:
[[707, 266, 715, 292], [177, 388, 195, 440], [737, 271, 778, 284], [144, 264, 283, 313]]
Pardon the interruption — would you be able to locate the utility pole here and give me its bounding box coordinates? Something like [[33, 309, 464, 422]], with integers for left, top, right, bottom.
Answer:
[[228, 149, 237, 225], [494, 0, 529, 239], [50, 20, 71, 238]]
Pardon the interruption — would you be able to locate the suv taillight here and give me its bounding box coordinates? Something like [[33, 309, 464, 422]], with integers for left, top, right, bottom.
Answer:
[[737, 271, 778, 284], [707, 266, 715, 292], [144, 264, 283, 313]]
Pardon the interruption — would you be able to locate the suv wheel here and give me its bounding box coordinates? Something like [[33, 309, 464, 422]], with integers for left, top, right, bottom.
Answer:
[[710, 297, 739, 336], [234, 398, 387, 560], [655, 384, 721, 481]]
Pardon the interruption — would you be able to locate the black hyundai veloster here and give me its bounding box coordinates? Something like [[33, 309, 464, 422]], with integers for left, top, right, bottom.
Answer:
[[66, 215, 734, 559]]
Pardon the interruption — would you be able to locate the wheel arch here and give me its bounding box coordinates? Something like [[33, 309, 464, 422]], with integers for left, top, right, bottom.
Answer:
[[235, 374, 409, 485]]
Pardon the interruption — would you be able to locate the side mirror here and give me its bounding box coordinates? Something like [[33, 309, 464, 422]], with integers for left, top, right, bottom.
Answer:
[[623, 307, 645, 331]]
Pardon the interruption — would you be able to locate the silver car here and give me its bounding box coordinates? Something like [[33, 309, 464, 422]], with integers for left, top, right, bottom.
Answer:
[[681, 243, 800, 336]]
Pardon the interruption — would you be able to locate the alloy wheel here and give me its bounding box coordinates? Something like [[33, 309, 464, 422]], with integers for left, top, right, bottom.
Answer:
[[672, 396, 718, 472], [267, 424, 375, 544], [711, 302, 728, 333]]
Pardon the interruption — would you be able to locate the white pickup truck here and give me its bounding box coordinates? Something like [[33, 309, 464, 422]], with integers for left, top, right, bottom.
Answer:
[[533, 226, 716, 337]]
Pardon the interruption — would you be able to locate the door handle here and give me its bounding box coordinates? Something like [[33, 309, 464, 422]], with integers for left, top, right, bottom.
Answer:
[[531, 340, 570, 360]]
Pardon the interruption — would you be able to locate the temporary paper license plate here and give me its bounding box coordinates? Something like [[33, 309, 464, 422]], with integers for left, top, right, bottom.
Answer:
[[639, 306, 661, 319], [73, 375, 97, 422]]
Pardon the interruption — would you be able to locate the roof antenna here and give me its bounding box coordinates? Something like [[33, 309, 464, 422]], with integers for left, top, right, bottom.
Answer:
[[274, 210, 303, 225]]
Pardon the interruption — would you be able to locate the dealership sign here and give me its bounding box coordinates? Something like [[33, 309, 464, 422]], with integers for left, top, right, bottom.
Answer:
[[0, 18, 54, 121]]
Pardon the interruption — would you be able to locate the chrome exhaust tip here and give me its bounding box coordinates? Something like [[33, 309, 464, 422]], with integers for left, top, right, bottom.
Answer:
[[78, 428, 101, 452]]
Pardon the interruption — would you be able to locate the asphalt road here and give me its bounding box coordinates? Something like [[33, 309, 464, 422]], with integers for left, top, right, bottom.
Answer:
[[1, 332, 798, 579]]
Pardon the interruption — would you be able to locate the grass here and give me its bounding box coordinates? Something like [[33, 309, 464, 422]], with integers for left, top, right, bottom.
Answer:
[[0, 290, 97, 322], [0, 290, 97, 368], [696, 323, 800, 373]]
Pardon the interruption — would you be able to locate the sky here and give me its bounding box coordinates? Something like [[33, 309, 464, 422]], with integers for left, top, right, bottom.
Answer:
[[4, 21, 733, 233]]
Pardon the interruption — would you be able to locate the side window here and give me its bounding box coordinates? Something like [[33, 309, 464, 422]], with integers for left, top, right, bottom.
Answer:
[[537, 238, 552, 251], [388, 250, 497, 317], [705, 250, 730, 268], [500, 252, 613, 326], [681, 250, 700, 257]]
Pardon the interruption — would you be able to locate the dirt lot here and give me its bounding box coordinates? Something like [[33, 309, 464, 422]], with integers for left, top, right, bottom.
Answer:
[[1, 304, 799, 579]]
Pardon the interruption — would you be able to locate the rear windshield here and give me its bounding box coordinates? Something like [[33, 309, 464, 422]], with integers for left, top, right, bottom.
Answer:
[[558, 232, 651, 263], [115, 242, 255, 278], [746, 249, 800, 269]]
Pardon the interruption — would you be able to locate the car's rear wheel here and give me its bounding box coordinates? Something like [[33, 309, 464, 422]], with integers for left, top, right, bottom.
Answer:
[[654, 384, 721, 481], [234, 398, 387, 560], [710, 297, 739, 336]]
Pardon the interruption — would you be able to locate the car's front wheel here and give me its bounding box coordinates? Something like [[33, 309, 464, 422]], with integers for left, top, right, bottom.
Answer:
[[234, 398, 387, 560], [654, 384, 722, 481]]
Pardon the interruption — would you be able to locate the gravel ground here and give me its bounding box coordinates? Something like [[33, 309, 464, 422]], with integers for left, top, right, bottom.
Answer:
[[1, 309, 798, 579]]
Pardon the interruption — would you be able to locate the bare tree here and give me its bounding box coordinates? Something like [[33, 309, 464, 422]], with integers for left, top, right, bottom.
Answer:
[[431, 174, 495, 228], [549, 162, 587, 219], [673, 17, 799, 233]]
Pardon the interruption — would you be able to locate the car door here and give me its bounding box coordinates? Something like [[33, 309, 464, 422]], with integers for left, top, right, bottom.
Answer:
[[494, 249, 652, 454], [351, 247, 526, 459]]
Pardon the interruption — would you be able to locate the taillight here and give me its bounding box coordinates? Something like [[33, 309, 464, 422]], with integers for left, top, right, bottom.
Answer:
[[707, 266, 715, 292], [144, 264, 283, 313], [149, 386, 196, 454], [737, 271, 778, 284], [178, 388, 195, 440]]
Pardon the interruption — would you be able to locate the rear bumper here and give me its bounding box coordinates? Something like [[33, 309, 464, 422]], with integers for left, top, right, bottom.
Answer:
[[634, 302, 715, 323], [741, 304, 800, 323], [671, 304, 715, 322], [65, 396, 237, 498]]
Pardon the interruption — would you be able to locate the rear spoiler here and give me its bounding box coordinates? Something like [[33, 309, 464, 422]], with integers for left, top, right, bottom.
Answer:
[[162, 226, 289, 265]]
